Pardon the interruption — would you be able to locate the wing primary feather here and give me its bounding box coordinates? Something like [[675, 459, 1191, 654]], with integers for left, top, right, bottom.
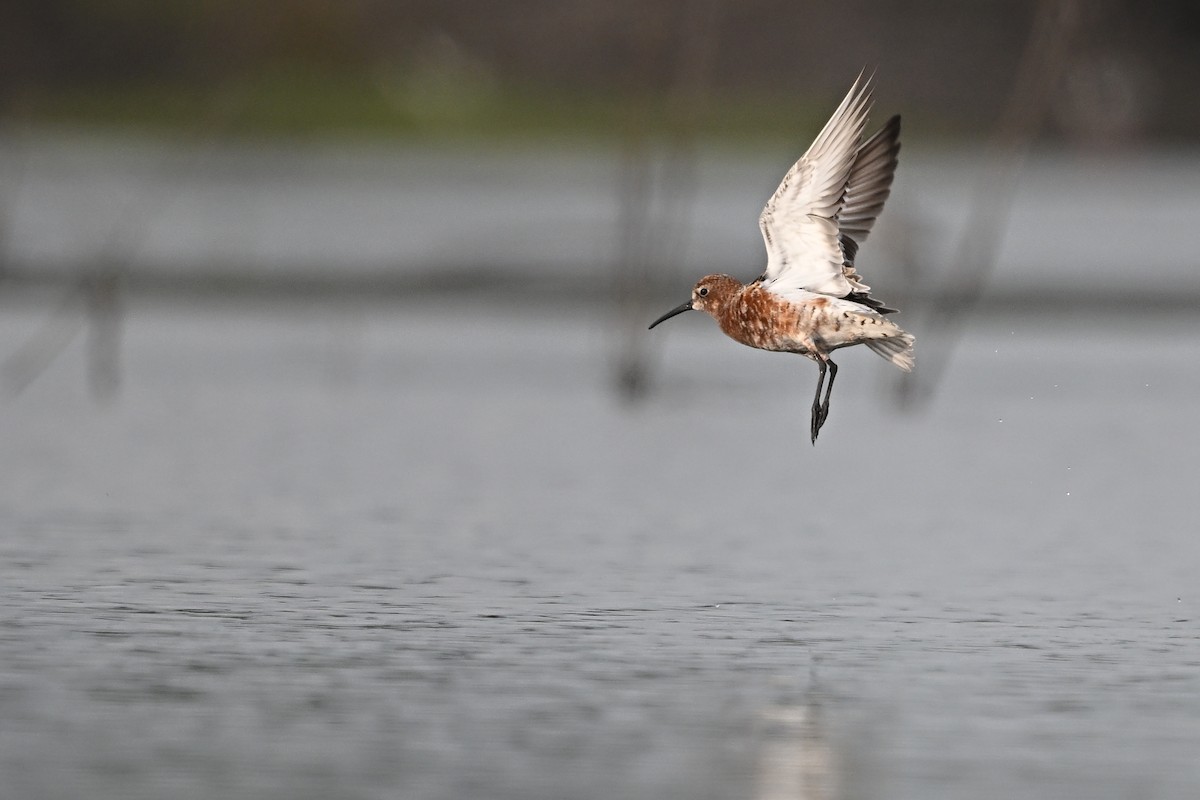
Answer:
[[839, 114, 901, 246], [756, 75, 878, 299]]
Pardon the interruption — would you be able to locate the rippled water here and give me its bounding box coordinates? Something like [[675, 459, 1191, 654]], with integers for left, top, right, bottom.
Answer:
[[2, 299, 1199, 799]]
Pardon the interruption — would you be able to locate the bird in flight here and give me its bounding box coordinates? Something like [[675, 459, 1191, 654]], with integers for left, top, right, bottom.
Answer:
[[648, 74, 913, 443]]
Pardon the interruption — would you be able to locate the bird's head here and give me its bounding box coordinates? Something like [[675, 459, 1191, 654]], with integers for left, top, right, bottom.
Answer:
[[648, 274, 741, 329]]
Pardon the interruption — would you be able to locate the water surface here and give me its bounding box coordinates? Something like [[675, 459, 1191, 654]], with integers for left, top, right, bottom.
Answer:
[[1, 299, 1198, 799]]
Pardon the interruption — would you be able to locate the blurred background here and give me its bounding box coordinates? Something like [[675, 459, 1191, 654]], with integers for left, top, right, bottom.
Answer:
[[2, 0, 1198, 396], [2, 2, 1200, 799]]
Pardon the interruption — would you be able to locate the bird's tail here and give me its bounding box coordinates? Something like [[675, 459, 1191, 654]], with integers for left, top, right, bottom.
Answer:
[[866, 326, 915, 372]]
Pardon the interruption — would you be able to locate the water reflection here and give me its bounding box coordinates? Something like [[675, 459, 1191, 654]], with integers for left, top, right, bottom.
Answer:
[[754, 686, 839, 800]]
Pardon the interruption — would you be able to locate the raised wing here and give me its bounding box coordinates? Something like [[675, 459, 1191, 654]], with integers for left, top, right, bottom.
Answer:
[[839, 114, 901, 303], [840, 114, 900, 253], [757, 75, 896, 301]]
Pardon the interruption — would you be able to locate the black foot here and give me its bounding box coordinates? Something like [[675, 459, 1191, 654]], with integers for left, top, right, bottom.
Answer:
[[810, 401, 831, 444]]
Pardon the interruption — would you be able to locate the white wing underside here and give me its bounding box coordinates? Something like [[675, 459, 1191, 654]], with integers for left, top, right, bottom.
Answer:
[[757, 74, 899, 302]]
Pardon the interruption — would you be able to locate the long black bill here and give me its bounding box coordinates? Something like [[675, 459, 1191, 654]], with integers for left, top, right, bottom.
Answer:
[[648, 301, 693, 330]]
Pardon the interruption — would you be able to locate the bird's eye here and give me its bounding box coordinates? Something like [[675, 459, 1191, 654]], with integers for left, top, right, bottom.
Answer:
[[698, 287, 709, 297]]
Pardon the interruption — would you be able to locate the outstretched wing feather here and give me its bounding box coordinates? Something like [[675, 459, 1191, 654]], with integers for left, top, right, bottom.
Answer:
[[757, 74, 875, 299], [838, 114, 901, 249]]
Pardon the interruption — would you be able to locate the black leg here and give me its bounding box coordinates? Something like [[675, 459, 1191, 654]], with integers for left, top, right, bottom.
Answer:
[[810, 358, 827, 445], [811, 357, 837, 443], [818, 359, 838, 428]]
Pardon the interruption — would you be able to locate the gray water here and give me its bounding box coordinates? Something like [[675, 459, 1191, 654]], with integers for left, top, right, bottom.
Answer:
[[2, 297, 1198, 799]]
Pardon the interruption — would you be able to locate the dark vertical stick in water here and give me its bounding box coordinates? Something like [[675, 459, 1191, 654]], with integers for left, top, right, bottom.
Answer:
[[1, 79, 252, 399], [87, 267, 122, 401], [0, 125, 17, 283], [0, 271, 123, 402], [612, 0, 723, 402], [899, 0, 1083, 407]]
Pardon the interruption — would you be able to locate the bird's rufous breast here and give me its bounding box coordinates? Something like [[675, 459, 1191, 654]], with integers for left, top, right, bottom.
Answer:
[[713, 284, 823, 353]]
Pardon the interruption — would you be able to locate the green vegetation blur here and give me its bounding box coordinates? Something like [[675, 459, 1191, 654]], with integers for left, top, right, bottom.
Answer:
[[1, 1, 1197, 143]]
